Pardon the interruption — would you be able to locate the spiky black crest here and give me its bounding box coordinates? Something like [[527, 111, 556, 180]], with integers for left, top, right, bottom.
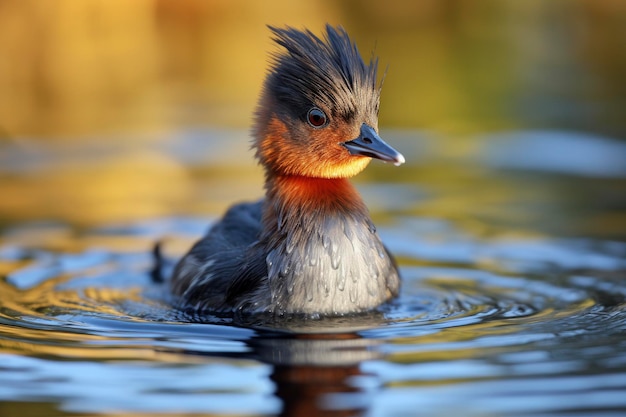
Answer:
[[265, 24, 381, 121]]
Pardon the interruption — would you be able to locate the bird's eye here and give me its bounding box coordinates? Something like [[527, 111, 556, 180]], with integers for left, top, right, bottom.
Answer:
[[306, 108, 328, 128]]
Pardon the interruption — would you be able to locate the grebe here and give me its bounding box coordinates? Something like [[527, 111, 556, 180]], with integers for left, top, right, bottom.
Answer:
[[171, 25, 404, 316]]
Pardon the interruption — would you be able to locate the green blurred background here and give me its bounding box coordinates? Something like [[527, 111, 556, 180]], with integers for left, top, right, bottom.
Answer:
[[0, 0, 624, 232]]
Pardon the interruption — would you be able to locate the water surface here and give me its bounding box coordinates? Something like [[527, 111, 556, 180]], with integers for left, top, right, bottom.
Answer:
[[1, 129, 625, 416]]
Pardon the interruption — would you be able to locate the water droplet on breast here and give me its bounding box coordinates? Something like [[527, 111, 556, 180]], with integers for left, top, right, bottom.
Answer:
[[331, 253, 341, 270], [342, 220, 353, 240], [349, 286, 358, 303], [294, 260, 303, 277], [368, 262, 379, 278], [366, 280, 378, 297], [285, 239, 296, 254], [330, 240, 338, 257], [337, 275, 346, 291], [303, 284, 310, 301]]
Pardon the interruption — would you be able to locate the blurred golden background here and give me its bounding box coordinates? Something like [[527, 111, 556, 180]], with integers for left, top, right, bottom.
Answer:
[[1, 0, 624, 138], [0, 0, 625, 233]]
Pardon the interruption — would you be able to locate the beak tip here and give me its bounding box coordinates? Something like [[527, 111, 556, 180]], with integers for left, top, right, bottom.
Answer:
[[393, 153, 406, 166]]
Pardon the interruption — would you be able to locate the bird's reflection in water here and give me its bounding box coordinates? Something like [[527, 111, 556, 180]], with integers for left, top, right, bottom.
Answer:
[[249, 314, 385, 417], [187, 313, 386, 416], [272, 360, 367, 417]]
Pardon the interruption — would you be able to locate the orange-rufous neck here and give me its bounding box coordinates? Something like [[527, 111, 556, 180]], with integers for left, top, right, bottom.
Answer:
[[265, 174, 368, 215]]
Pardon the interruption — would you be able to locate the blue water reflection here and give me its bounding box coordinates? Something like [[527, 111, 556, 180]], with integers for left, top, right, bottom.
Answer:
[[0, 128, 625, 416]]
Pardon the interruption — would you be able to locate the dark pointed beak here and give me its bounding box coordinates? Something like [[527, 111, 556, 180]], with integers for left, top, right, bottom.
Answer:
[[342, 124, 405, 166]]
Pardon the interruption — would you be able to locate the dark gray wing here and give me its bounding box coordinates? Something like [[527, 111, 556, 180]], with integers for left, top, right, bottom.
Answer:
[[171, 200, 266, 311]]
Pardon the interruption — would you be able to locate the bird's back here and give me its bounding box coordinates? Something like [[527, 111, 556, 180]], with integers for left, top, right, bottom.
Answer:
[[171, 200, 265, 311]]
